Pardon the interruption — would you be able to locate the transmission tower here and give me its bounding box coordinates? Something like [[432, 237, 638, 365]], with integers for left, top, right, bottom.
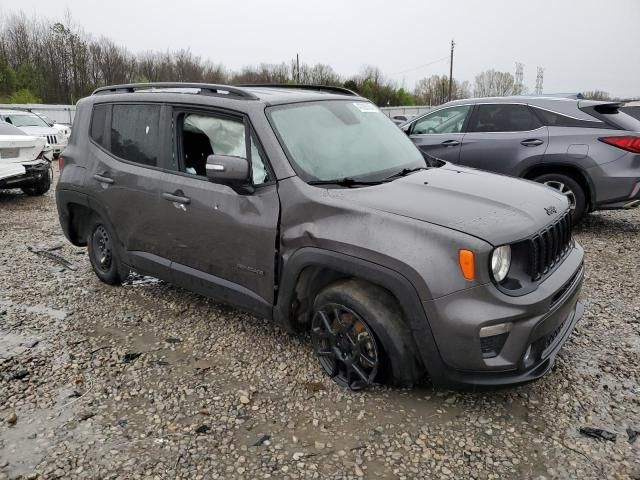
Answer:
[[515, 62, 524, 94], [535, 67, 544, 95]]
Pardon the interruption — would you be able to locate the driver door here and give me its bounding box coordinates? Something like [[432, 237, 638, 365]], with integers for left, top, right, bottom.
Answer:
[[407, 104, 472, 162]]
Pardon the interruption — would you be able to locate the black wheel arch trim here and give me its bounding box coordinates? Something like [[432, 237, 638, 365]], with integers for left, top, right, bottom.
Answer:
[[55, 188, 91, 246], [274, 247, 445, 379], [57, 188, 127, 258]]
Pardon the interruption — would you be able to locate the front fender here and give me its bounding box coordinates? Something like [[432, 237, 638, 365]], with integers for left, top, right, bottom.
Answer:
[[273, 247, 446, 379]]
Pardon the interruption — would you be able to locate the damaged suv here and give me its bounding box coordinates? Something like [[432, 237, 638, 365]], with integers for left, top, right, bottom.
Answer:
[[56, 83, 584, 390]]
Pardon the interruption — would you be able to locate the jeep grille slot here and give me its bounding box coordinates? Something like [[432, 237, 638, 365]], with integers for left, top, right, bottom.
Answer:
[[528, 212, 572, 281]]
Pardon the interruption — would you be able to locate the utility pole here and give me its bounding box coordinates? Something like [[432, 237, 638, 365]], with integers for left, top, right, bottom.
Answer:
[[448, 40, 455, 101], [296, 53, 300, 83]]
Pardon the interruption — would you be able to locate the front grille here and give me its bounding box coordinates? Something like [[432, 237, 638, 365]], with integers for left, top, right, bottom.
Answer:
[[528, 212, 572, 281], [45, 135, 58, 145]]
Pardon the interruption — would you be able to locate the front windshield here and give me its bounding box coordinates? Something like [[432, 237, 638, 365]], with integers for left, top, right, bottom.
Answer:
[[5, 114, 50, 128], [268, 100, 425, 181]]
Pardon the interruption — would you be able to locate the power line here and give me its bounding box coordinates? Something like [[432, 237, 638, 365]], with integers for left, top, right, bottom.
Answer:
[[389, 55, 450, 76]]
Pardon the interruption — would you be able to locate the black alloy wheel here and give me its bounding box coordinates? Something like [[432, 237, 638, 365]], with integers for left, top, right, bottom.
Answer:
[[311, 303, 380, 390]]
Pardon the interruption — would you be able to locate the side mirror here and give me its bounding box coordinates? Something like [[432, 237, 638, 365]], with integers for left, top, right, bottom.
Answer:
[[402, 123, 412, 135], [205, 154, 250, 186]]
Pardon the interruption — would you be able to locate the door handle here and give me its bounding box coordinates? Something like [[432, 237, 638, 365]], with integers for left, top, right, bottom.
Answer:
[[521, 139, 544, 147], [93, 174, 114, 184], [441, 140, 461, 147], [162, 192, 191, 205]]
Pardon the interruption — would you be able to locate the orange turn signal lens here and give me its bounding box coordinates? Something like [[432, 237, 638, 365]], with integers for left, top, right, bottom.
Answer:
[[458, 249, 475, 281]]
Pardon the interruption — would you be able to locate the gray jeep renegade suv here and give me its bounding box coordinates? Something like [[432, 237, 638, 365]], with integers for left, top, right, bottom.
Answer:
[[56, 83, 585, 390]]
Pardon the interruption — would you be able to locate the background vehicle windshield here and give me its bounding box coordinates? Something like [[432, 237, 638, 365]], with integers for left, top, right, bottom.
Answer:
[[269, 100, 425, 181], [5, 114, 50, 128]]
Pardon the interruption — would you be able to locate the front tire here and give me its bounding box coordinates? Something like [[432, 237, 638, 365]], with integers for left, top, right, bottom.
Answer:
[[311, 279, 421, 390], [21, 169, 51, 196], [534, 173, 586, 224], [87, 219, 127, 285]]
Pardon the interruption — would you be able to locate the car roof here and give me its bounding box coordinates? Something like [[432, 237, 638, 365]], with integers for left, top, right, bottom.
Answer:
[[0, 109, 39, 115], [443, 95, 585, 106], [90, 83, 365, 106]]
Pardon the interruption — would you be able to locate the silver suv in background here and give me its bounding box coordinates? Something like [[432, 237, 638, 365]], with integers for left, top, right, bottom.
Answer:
[[401, 96, 640, 222]]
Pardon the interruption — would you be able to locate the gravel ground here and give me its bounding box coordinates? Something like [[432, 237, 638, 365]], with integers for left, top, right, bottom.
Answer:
[[1, 172, 639, 479]]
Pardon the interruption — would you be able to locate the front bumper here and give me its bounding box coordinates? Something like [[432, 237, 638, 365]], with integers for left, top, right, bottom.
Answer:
[[414, 243, 584, 389], [0, 161, 50, 189]]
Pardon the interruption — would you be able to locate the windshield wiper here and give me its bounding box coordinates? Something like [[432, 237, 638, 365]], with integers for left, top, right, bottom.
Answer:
[[308, 177, 384, 187], [382, 166, 430, 181]]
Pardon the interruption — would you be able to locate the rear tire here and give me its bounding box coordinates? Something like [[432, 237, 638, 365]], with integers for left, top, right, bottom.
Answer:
[[21, 169, 51, 196], [534, 173, 586, 224], [311, 279, 421, 390], [87, 218, 127, 285]]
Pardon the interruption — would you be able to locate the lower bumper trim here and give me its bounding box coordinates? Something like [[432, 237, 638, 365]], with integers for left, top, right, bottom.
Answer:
[[425, 301, 584, 391]]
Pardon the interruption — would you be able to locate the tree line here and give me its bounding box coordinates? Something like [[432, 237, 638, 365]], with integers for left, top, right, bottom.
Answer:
[[0, 11, 620, 107]]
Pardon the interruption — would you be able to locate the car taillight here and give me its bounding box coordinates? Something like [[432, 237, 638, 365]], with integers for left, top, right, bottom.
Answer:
[[58, 156, 64, 172], [598, 136, 640, 153]]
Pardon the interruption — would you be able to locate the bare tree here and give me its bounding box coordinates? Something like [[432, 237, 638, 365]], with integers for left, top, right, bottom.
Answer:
[[414, 75, 471, 106], [473, 70, 522, 97], [583, 90, 610, 100]]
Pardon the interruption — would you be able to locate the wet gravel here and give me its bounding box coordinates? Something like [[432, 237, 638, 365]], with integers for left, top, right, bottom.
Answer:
[[1, 173, 639, 479]]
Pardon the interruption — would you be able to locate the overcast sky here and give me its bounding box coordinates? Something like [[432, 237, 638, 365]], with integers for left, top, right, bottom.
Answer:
[[3, 0, 640, 98]]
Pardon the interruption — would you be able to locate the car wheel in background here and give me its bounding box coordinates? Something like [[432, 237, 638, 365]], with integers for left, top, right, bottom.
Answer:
[[534, 173, 586, 224], [21, 169, 51, 196], [311, 279, 420, 390], [87, 219, 127, 285]]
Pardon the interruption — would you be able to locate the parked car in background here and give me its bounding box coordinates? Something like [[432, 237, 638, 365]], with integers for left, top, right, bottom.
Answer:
[[402, 96, 640, 222], [0, 109, 68, 159], [57, 82, 584, 391], [0, 121, 51, 195], [622, 101, 640, 121], [34, 112, 72, 139]]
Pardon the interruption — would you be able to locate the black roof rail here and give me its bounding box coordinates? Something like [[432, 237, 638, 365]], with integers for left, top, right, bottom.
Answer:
[[238, 84, 358, 96], [91, 82, 258, 99]]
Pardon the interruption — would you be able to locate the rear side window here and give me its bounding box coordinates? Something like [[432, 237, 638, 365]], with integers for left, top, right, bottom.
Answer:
[[90, 104, 108, 148], [467, 104, 542, 133], [531, 107, 606, 128], [623, 106, 640, 121], [110, 104, 161, 166]]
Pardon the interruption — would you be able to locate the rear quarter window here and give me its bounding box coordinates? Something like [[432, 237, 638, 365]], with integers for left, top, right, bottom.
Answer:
[[90, 104, 108, 148], [531, 107, 607, 129]]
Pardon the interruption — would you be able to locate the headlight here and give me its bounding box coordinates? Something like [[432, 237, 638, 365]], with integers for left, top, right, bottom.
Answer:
[[491, 245, 511, 282]]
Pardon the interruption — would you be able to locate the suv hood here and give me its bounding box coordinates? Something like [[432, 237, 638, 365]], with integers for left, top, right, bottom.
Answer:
[[332, 165, 569, 246], [15, 126, 59, 136]]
